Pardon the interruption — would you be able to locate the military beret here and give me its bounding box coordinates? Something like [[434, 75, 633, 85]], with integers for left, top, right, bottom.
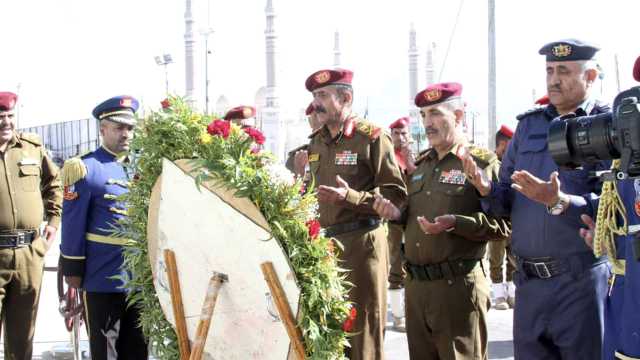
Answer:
[[305, 103, 315, 116], [224, 105, 256, 121], [535, 94, 550, 105], [305, 68, 353, 92], [538, 39, 600, 62], [92, 95, 139, 126], [414, 82, 462, 108], [633, 55, 640, 82], [389, 116, 410, 129], [498, 124, 514, 138], [0, 92, 18, 111]]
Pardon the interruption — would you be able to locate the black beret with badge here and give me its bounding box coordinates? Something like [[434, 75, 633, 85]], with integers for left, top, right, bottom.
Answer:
[[538, 38, 600, 62]]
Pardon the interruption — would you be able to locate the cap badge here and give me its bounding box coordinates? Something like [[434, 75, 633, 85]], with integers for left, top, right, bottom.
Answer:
[[243, 107, 253, 118], [552, 44, 572, 57], [425, 89, 442, 102], [120, 98, 133, 107], [314, 71, 331, 84]]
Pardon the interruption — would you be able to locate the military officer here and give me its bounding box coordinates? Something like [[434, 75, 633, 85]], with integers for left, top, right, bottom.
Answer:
[[285, 103, 321, 176], [0, 91, 62, 359], [60, 95, 148, 359], [387, 116, 416, 332], [487, 124, 517, 310], [224, 105, 257, 128], [305, 68, 407, 359], [462, 39, 610, 359], [374, 82, 510, 359]]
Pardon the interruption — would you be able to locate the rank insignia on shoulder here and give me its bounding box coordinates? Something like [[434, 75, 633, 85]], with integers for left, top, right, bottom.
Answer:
[[411, 173, 424, 182], [309, 153, 319, 162], [63, 185, 78, 201], [335, 150, 357, 165], [439, 169, 466, 185]]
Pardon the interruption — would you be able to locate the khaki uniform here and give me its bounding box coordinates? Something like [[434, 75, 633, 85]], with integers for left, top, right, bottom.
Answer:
[[284, 143, 308, 174], [388, 149, 410, 289], [307, 117, 407, 360], [401, 144, 509, 360], [487, 237, 516, 283], [0, 133, 62, 359]]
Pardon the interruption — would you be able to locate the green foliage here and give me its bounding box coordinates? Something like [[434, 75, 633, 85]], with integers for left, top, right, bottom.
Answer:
[[121, 96, 351, 359]]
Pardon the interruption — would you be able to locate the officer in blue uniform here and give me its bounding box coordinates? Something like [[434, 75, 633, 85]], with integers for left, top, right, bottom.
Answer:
[[60, 95, 147, 359], [462, 39, 610, 359]]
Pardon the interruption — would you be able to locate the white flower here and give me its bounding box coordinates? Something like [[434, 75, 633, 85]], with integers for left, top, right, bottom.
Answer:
[[264, 162, 295, 187]]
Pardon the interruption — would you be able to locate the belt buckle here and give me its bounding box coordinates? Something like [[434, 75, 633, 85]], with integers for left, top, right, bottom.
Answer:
[[534, 262, 552, 279]]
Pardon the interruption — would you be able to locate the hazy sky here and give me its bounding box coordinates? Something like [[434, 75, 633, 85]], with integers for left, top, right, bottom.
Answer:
[[1, 0, 638, 132]]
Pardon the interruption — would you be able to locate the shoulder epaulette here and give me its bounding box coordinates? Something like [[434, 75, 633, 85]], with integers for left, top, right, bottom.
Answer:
[[415, 148, 432, 165], [516, 106, 545, 121], [19, 132, 42, 146], [354, 119, 382, 140], [468, 145, 497, 168], [308, 127, 322, 139], [287, 143, 308, 156], [61, 157, 88, 186]]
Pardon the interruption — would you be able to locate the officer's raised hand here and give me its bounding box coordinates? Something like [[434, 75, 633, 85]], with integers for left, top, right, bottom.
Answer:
[[417, 215, 456, 235], [317, 175, 349, 204], [511, 170, 565, 207], [579, 214, 596, 250], [460, 150, 491, 196], [373, 194, 401, 221], [293, 149, 308, 177]]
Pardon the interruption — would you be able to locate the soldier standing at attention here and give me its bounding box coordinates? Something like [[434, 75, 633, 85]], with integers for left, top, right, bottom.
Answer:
[[373, 82, 510, 359], [0, 91, 62, 359], [60, 96, 148, 359], [305, 68, 407, 359]]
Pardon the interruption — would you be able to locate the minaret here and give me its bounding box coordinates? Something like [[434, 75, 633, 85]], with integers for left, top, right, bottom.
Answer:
[[408, 24, 422, 151], [333, 30, 341, 68], [184, 0, 196, 106], [261, 0, 283, 160], [426, 42, 436, 86]]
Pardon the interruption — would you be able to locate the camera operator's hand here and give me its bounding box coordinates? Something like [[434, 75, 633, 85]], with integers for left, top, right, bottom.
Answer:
[[400, 145, 417, 175], [460, 151, 492, 196], [579, 214, 596, 250], [511, 170, 565, 207]]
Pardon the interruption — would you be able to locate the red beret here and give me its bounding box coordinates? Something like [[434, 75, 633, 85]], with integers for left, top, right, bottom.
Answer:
[[414, 82, 462, 108], [498, 125, 514, 138], [0, 92, 18, 111], [305, 103, 314, 116], [633, 55, 640, 82], [305, 68, 354, 92], [389, 117, 410, 129], [535, 95, 550, 105], [224, 105, 256, 121]]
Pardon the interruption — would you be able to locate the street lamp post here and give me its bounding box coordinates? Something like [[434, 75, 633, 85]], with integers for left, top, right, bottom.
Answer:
[[199, 28, 214, 114], [155, 54, 173, 94]]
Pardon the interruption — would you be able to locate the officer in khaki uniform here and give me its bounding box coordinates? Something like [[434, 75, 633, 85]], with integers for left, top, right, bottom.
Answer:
[[285, 103, 321, 177], [304, 68, 407, 360], [0, 91, 63, 359], [374, 83, 510, 360]]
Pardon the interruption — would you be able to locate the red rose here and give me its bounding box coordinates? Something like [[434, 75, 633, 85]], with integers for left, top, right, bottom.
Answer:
[[243, 127, 266, 145], [306, 219, 321, 239], [342, 307, 357, 332], [160, 98, 171, 109], [207, 119, 231, 139]]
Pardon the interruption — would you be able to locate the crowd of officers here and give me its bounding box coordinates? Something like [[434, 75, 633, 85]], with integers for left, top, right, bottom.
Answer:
[[0, 36, 638, 360]]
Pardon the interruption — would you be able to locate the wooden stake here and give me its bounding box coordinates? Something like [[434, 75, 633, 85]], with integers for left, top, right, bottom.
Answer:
[[189, 273, 227, 360], [163, 249, 191, 360], [260, 261, 306, 360]]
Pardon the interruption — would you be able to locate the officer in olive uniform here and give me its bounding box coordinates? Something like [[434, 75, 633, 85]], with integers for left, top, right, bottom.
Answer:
[[374, 83, 510, 360], [0, 91, 62, 359], [285, 103, 321, 177], [305, 68, 407, 360], [60, 96, 148, 359]]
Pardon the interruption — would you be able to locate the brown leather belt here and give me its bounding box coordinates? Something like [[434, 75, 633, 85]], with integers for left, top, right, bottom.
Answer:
[[0, 230, 37, 248]]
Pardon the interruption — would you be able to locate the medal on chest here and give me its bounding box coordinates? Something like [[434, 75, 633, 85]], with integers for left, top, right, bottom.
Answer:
[[439, 169, 466, 185], [633, 179, 640, 217], [335, 150, 357, 166]]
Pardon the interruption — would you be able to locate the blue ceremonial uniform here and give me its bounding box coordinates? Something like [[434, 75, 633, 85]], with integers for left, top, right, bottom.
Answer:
[[481, 102, 610, 359], [60, 146, 131, 292]]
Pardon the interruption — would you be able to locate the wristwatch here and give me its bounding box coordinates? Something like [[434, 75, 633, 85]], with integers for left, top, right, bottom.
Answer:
[[547, 193, 570, 215]]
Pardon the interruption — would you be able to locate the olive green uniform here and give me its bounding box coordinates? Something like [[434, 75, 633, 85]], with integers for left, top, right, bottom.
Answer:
[[307, 117, 407, 360], [284, 143, 308, 175], [0, 133, 62, 359], [487, 237, 516, 283], [400, 144, 509, 360]]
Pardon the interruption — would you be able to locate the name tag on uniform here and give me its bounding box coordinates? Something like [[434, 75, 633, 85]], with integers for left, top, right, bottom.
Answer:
[[19, 158, 38, 166], [411, 173, 423, 182], [439, 169, 466, 185], [335, 151, 357, 165], [309, 153, 319, 162]]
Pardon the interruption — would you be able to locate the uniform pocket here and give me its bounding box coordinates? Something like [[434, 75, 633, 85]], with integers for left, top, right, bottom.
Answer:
[[19, 164, 40, 192], [31, 237, 47, 257]]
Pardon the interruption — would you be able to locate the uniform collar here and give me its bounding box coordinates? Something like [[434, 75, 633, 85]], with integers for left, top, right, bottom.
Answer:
[[427, 141, 466, 160], [320, 115, 358, 144], [100, 145, 129, 163]]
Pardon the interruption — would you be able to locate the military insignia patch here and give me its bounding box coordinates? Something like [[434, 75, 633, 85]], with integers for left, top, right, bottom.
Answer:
[[425, 88, 442, 102], [439, 169, 466, 185], [63, 185, 78, 200], [309, 153, 319, 162], [120, 98, 133, 107], [18, 158, 38, 166], [634, 179, 640, 217], [411, 173, 424, 182], [335, 151, 357, 165], [315, 71, 331, 84], [552, 44, 572, 57], [243, 107, 253, 118]]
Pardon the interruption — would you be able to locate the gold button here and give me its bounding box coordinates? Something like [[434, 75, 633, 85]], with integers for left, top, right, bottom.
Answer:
[[416, 243, 420, 247], [435, 168, 439, 172], [426, 191, 431, 195]]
